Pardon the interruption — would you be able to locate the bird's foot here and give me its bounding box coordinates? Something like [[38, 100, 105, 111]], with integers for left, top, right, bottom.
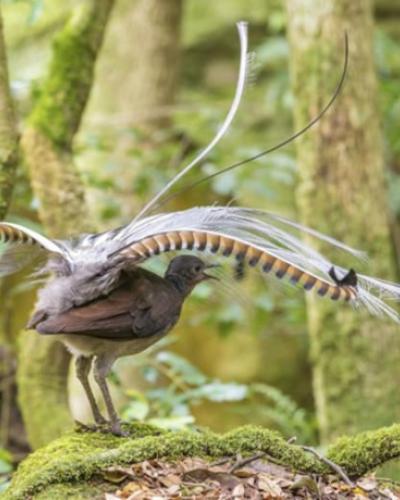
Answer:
[[94, 413, 108, 425], [110, 420, 130, 437], [75, 419, 131, 437], [74, 420, 110, 434]]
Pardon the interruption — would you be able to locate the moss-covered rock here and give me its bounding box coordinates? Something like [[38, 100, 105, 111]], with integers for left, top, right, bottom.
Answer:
[[3, 423, 400, 499]]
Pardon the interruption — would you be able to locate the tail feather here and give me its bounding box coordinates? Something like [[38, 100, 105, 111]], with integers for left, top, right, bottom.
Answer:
[[120, 229, 357, 303], [113, 206, 400, 321], [0, 222, 68, 276]]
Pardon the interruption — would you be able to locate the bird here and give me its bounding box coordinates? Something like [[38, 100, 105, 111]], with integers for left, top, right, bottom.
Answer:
[[26, 255, 218, 435], [0, 24, 399, 435], [0, 205, 398, 435]]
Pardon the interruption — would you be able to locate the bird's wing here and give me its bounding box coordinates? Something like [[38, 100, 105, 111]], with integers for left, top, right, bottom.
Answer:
[[108, 205, 400, 322], [0, 222, 68, 276], [34, 272, 180, 340]]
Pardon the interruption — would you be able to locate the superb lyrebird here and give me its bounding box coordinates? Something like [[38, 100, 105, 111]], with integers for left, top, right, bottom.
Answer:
[[27, 255, 218, 435], [1, 24, 400, 435]]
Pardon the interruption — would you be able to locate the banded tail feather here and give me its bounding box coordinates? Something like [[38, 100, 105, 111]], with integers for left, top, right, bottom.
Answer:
[[119, 230, 358, 303], [0, 222, 68, 276], [0, 224, 37, 245], [0, 223, 64, 253]]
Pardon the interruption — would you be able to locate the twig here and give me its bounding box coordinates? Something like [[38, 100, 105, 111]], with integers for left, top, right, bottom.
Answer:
[[209, 457, 231, 467], [229, 452, 266, 473], [301, 445, 354, 487]]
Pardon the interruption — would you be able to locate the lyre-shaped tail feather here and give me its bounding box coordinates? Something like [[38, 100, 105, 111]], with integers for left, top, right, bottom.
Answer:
[[120, 229, 357, 302], [0, 222, 67, 276], [112, 206, 400, 322]]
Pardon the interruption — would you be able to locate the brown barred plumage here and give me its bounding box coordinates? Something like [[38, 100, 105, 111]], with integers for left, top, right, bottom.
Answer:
[[121, 230, 358, 302], [0, 225, 36, 246]]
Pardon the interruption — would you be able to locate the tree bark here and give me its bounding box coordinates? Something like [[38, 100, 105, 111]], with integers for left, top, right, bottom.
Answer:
[[0, 5, 25, 454], [97, 0, 183, 131], [18, 0, 114, 449], [0, 9, 18, 220], [286, 0, 400, 441], [375, 0, 400, 19]]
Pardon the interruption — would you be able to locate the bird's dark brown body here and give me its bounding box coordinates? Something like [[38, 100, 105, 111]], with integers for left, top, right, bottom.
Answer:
[[34, 267, 184, 349], [28, 255, 216, 435]]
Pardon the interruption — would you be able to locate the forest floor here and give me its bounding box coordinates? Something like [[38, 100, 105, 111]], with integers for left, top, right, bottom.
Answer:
[[103, 454, 400, 500]]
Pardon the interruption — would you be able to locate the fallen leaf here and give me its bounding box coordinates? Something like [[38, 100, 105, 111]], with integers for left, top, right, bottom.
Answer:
[[182, 468, 212, 482], [166, 484, 180, 495], [116, 481, 146, 497], [102, 469, 128, 484], [290, 475, 320, 496], [159, 474, 181, 487], [379, 488, 399, 500], [234, 467, 256, 478], [257, 473, 284, 499], [232, 483, 245, 497], [357, 477, 378, 492]]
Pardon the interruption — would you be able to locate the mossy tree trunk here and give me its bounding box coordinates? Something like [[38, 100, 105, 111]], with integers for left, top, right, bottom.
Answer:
[[286, 0, 400, 442], [0, 9, 18, 221], [17, 0, 114, 449], [0, 6, 23, 452]]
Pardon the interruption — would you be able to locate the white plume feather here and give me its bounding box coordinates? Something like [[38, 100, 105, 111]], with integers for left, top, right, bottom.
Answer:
[[132, 21, 249, 222]]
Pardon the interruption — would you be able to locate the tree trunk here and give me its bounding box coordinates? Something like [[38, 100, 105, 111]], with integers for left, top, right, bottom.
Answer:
[[286, 0, 400, 441], [94, 0, 183, 131], [0, 9, 18, 220], [17, 0, 114, 449], [0, 6, 25, 454]]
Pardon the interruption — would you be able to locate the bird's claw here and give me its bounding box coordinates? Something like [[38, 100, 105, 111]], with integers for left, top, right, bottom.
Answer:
[[75, 419, 130, 437], [75, 420, 109, 433], [110, 420, 130, 437]]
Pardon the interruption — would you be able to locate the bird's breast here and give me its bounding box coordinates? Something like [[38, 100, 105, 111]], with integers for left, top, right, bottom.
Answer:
[[60, 330, 167, 358]]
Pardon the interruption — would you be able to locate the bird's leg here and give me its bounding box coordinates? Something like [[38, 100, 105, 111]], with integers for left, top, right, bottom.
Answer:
[[93, 355, 127, 436], [75, 356, 107, 425]]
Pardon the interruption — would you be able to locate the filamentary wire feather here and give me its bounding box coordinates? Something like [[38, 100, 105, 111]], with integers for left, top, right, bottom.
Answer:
[[132, 21, 249, 223]]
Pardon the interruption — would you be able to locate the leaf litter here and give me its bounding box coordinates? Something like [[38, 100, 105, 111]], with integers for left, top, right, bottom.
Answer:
[[101, 453, 400, 499]]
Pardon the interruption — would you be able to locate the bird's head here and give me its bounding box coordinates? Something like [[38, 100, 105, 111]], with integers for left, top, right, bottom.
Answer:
[[165, 255, 218, 295]]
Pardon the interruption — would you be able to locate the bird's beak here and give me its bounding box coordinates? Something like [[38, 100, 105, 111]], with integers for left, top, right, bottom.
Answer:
[[202, 263, 220, 281]]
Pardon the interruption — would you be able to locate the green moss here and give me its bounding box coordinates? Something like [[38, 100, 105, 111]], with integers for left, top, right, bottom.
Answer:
[[0, 11, 19, 220], [4, 423, 400, 499], [34, 481, 113, 500], [327, 424, 400, 477], [29, 0, 114, 149], [3, 424, 321, 500]]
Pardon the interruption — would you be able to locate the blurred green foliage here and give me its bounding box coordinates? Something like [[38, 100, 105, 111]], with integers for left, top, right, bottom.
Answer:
[[0, 448, 12, 492], [112, 338, 315, 442]]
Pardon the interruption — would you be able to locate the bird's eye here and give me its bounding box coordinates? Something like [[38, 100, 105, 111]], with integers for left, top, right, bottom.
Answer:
[[194, 265, 202, 273]]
